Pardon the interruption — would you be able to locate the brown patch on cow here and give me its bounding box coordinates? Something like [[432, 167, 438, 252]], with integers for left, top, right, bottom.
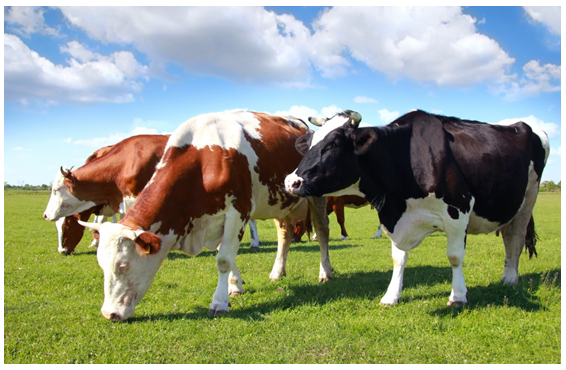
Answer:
[[135, 232, 162, 255], [245, 113, 308, 209], [63, 135, 169, 212], [123, 145, 253, 237]]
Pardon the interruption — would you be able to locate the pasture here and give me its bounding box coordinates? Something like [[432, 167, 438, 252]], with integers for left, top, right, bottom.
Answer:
[[4, 191, 561, 364]]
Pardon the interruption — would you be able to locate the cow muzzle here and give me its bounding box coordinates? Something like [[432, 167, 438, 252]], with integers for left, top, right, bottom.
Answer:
[[101, 309, 128, 322], [284, 173, 305, 196]]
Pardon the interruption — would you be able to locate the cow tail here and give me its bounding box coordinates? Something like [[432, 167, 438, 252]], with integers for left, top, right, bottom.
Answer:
[[524, 215, 538, 259], [305, 207, 313, 240]]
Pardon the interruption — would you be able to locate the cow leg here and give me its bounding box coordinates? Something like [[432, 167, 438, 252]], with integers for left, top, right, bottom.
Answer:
[[501, 190, 538, 285], [209, 214, 245, 315], [445, 227, 468, 307], [249, 219, 260, 249], [373, 224, 383, 239], [380, 243, 408, 305], [333, 201, 348, 240], [308, 196, 332, 282], [268, 219, 294, 280], [55, 217, 67, 254]]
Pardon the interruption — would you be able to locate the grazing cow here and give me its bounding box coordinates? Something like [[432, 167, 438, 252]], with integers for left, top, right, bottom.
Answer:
[[46, 136, 273, 257], [55, 145, 116, 255], [77, 110, 331, 321], [285, 109, 549, 307], [325, 195, 382, 240]]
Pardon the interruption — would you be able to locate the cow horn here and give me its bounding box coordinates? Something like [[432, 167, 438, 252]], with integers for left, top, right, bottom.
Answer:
[[308, 117, 327, 127], [78, 220, 101, 231], [344, 110, 362, 127], [60, 166, 74, 177], [121, 228, 137, 241]]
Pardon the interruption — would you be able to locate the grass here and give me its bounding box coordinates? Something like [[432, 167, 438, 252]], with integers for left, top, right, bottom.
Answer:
[[3, 191, 561, 363]]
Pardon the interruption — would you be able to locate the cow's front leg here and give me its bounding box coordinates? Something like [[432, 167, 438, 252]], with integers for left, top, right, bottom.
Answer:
[[308, 196, 332, 282], [380, 243, 408, 305], [446, 227, 468, 307]]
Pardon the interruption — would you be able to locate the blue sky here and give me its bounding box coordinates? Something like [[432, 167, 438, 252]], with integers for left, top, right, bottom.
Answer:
[[3, 5, 562, 186]]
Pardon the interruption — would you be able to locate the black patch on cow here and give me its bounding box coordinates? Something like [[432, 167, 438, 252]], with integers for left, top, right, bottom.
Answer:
[[447, 205, 460, 220]]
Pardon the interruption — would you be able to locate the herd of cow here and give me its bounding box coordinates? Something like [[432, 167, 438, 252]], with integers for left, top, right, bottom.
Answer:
[[42, 109, 549, 321]]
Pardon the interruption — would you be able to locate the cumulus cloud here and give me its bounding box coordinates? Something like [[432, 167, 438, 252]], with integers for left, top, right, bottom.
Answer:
[[58, 6, 313, 84], [494, 60, 561, 101], [4, 34, 149, 104], [310, 7, 515, 87], [524, 6, 561, 36], [4, 6, 58, 37]]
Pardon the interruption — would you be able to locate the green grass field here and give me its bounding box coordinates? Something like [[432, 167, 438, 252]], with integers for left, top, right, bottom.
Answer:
[[4, 191, 561, 364]]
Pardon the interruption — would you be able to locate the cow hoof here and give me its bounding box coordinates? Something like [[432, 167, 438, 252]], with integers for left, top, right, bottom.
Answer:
[[207, 308, 229, 317], [229, 290, 243, 297], [447, 300, 467, 308], [250, 245, 259, 250], [318, 276, 332, 283]]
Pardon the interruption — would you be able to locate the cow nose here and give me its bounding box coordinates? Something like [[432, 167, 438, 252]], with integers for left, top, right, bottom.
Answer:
[[43, 213, 49, 220], [102, 309, 124, 322], [285, 173, 304, 194]]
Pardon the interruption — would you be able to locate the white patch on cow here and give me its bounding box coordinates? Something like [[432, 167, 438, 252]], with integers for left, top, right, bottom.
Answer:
[[381, 195, 473, 306], [118, 196, 137, 214], [322, 179, 365, 198], [310, 114, 350, 148], [43, 171, 96, 221], [166, 109, 262, 151], [55, 217, 66, 254]]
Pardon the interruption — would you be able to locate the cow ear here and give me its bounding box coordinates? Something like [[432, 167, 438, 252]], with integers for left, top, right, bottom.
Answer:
[[135, 232, 162, 255], [295, 132, 313, 155], [353, 129, 377, 155]]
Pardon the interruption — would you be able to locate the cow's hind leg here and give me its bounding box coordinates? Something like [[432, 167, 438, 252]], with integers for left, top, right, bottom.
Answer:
[[269, 218, 294, 280], [445, 226, 468, 307], [209, 212, 245, 315], [502, 185, 539, 285]]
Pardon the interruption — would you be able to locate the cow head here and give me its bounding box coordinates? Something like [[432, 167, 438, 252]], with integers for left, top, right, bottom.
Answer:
[[78, 221, 163, 321], [43, 167, 96, 221], [285, 110, 376, 197]]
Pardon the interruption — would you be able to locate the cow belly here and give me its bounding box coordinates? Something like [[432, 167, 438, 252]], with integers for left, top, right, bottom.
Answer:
[[467, 212, 501, 235], [385, 196, 469, 251], [175, 214, 225, 255]]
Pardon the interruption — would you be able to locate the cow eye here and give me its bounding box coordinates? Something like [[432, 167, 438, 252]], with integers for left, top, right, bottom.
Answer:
[[118, 262, 129, 273]]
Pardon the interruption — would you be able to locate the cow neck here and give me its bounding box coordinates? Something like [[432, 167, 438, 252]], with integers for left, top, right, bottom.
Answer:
[[71, 152, 124, 212]]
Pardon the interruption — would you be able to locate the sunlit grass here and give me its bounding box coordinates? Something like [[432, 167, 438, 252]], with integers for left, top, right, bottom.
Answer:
[[4, 191, 560, 363]]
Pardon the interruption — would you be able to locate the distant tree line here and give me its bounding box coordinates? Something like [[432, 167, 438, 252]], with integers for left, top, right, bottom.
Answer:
[[539, 181, 561, 192], [4, 182, 51, 191], [4, 181, 561, 192]]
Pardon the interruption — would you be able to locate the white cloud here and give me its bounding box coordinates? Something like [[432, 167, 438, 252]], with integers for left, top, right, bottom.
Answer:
[[524, 6, 561, 36], [4, 6, 58, 37], [58, 6, 313, 84], [354, 96, 378, 104], [495, 60, 561, 101], [550, 146, 561, 157], [4, 34, 149, 104], [14, 146, 27, 151], [378, 108, 401, 124], [311, 7, 515, 86]]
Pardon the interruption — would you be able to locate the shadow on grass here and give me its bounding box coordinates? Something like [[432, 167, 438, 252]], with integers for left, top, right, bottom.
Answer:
[[127, 266, 560, 323]]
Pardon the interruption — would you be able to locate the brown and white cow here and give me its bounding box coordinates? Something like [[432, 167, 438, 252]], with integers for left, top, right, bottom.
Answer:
[[70, 110, 329, 321], [55, 145, 116, 255]]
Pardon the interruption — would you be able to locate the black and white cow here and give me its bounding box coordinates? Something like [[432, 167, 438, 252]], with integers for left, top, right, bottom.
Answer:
[[285, 109, 549, 307]]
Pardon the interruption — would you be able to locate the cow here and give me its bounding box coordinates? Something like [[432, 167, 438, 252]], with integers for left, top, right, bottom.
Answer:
[[325, 195, 382, 240], [73, 109, 329, 321], [45, 136, 272, 256], [285, 109, 549, 307], [55, 145, 116, 255]]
